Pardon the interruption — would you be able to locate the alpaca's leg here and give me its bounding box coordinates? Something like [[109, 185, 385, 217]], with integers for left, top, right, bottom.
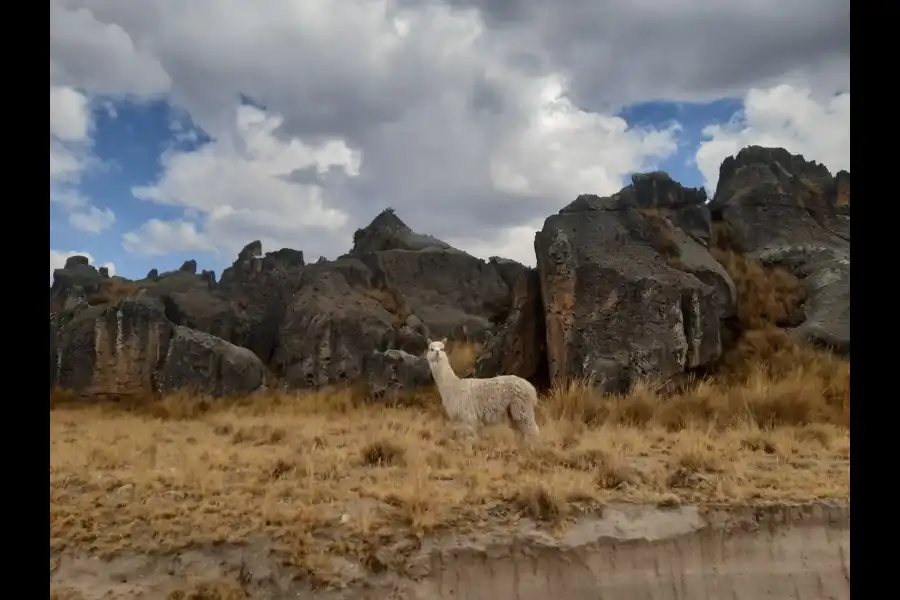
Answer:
[[449, 419, 477, 440], [509, 396, 540, 437]]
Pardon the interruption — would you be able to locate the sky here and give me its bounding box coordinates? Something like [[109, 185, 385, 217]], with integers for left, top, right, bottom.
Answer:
[[49, 0, 850, 282]]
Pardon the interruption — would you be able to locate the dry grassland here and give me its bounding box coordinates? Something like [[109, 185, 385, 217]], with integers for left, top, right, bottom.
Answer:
[[50, 245, 850, 593], [51, 335, 849, 589]]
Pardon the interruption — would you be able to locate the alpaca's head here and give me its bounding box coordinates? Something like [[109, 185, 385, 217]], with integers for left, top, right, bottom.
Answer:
[[425, 338, 448, 364]]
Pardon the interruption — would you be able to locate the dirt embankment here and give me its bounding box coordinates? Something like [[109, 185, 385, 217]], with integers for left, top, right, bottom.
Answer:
[[52, 502, 849, 600]]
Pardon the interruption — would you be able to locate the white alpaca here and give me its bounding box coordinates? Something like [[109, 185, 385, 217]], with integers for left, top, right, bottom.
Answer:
[[425, 339, 540, 437]]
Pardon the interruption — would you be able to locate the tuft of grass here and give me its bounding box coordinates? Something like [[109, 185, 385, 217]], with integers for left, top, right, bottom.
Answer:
[[515, 484, 569, 523], [358, 286, 412, 327], [361, 440, 406, 467], [446, 341, 481, 377], [639, 208, 682, 258], [86, 278, 141, 306]]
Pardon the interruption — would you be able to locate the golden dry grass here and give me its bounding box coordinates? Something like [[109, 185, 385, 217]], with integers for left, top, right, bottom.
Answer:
[[86, 278, 141, 307], [51, 336, 849, 587], [357, 286, 412, 327], [50, 233, 850, 590]]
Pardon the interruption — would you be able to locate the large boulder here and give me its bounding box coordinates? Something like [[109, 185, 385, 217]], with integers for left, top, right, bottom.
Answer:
[[363, 349, 433, 402], [710, 146, 850, 353], [535, 174, 736, 392], [52, 296, 264, 398], [271, 264, 401, 388], [159, 325, 265, 396], [351, 210, 512, 341], [50, 255, 104, 312]]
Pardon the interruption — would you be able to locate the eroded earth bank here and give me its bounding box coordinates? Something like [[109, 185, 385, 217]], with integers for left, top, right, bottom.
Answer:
[[52, 503, 848, 600]]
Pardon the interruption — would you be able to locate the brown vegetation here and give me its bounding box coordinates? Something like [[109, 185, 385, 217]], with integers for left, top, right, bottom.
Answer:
[[50, 339, 848, 587], [86, 278, 141, 306], [357, 286, 412, 327], [50, 230, 849, 589]]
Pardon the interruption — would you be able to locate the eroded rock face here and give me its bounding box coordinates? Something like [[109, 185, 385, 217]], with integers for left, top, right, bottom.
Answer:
[[47, 146, 850, 400], [711, 146, 850, 353], [50, 256, 103, 312], [351, 209, 512, 342], [535, 175, 734, 392], [272, 266, 398, 388], [52, 297, 264, 398], [476, 264, 546, 383]]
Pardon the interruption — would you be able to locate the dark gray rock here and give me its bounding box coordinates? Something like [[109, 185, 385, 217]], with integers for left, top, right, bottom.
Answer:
[[710, 146, 850, 353], [535, 176, 734, 393], [54, 296, 173, 396], [358, 247, 509, 341], [349, 208, 452, 256], [272, 268, 397, 388], [51, 296, 264, 398], [363, 349, 433, 402], [159, 326, 265, 396], [476, 267, 546, 383]]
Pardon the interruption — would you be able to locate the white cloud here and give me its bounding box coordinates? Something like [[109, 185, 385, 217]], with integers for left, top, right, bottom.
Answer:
[[69, 205, 116, 233], [49, 85, 94, 192], [50, 85, 91, 141], [49, 1, 171, 97], [50, 1, 848, 269], [122, 219, 217, 257], [50, 249, 115, 284], [490, 75, 681, 200], [125, 104, 358, 257], [695, 84, 850, 192]]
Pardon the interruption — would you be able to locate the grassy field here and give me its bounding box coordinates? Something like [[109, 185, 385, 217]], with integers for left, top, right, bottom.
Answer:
[[49, 249, 850, 593], [50, 332, 849, 588]]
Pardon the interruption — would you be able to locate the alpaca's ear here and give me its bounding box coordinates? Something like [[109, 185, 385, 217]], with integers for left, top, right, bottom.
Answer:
[[440, 337, 447, 345]]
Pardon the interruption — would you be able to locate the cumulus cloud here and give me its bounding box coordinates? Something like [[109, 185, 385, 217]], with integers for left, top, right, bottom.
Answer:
[[124, 105, 358, 258], [50, 249, 115, 284], [49, 84, 117, 234], [695, 84, 850, 192], [49, 84, 93, 191], [69, 205, 116, 233], [50, 0, 848, 267], [490, 76, 681, 200], [122, 219, 217, 257]]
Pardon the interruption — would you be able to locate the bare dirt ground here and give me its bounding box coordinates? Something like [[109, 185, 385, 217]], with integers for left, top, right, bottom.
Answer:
[[50, 331, 849, 599]]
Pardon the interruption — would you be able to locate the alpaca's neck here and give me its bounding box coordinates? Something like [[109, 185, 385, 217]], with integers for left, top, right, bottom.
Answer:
[[429, 357, 460, 402]]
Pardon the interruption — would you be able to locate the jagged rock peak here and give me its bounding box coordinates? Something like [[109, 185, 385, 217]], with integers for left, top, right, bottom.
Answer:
[[350, 207, 453, 256], [179, 260, 198, 274], [559, 171, 706, 214], [713, 145, 833, 202], [237, 240, 263, 263], [64, 255, 90, 269]]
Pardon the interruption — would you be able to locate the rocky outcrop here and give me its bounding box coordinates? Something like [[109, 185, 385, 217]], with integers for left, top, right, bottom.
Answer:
[[710, 146, 850, 353], [48, 145, 850, 400], [363, 349, 433, 402], [534, 174, 735, 393], [272, 265, 397, 388], [52, 296, 264, 398], [351, 209, 512, 342], [475, 263, 546, 383]]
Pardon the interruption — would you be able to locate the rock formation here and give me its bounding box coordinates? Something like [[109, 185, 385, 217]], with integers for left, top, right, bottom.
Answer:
[[49, 146, 850, 400]]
